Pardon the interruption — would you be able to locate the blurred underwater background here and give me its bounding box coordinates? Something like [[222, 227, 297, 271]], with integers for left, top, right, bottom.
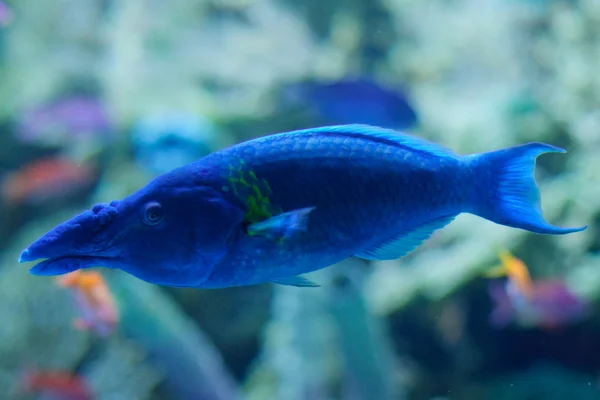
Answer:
[[1, 0, 600, 399]]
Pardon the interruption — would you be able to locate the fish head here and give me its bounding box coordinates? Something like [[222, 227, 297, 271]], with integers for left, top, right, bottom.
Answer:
[[20, 175, 245, 286]]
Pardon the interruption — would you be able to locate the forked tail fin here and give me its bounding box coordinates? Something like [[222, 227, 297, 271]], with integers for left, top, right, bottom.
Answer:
[[469, 143, 586, 235]]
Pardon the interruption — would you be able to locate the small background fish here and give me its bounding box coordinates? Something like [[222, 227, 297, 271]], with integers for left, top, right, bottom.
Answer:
[[277, 78, 418, 129], [19, 370, 93, 400], [16, 96, 112, 147], [484, 251, 589, 330], [0, 157, 97, 206], [56, 270, 119, 337], [130, 111, 223, 177], [0, 1, 12, 27]]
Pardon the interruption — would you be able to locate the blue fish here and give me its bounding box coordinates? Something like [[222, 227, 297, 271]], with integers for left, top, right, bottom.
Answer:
[[19, 125, 585, 288], [281, 78, 417, 128]]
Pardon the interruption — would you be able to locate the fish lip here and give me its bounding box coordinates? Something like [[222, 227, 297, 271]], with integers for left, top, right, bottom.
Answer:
[[20, 238, 121, 266], [27, 255, 117, 276], [18, 249, 37, 263]]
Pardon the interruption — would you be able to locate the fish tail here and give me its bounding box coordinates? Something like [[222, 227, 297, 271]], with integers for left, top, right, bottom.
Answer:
[[468, 143, 586, 235]]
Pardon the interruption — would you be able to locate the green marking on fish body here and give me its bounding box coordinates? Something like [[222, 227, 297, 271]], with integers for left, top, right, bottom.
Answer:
[[246, 195, 273, 223], [227, 164, 280, 224]]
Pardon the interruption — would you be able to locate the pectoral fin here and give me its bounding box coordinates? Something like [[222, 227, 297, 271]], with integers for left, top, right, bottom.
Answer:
[[271, 275, 320, 287], [247, 207, 315, 241]]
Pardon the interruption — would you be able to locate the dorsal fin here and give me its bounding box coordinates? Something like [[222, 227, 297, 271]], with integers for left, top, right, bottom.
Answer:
[[297, 124, 456, 159]]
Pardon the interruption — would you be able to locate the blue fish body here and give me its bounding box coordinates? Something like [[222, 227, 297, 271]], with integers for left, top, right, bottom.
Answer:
[[19, 125, 586, 288]]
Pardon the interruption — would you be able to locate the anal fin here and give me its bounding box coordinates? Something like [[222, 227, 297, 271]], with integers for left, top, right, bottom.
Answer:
[[356, 215, 456, 260]]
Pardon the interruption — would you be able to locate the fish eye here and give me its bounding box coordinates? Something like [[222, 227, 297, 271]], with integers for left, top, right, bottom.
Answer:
[[141, 201, 164, 226]]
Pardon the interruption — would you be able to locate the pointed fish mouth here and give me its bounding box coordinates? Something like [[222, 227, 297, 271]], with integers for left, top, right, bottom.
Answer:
[[20, 251, 116, 276], [18, 202, 124, 276]]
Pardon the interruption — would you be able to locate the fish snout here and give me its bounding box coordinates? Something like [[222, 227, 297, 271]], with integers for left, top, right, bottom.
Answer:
[[19, 219, 87, 263], [19, 205, 121, 276]]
